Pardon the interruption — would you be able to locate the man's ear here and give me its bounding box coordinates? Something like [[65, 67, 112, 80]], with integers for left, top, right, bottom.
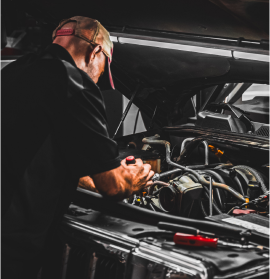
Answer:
[[89, 45, 103, 61]]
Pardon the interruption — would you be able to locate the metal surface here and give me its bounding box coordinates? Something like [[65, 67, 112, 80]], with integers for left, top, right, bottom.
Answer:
[[63, 215, 139, 248], [137, 241, 208, 279], [62, 206, 269, 278], [62, 214, 209, 279], [213, 263, 269, 279], [163, 125, 270, 151], [180, 138, 209, 165], [12, 0, 270, 42]]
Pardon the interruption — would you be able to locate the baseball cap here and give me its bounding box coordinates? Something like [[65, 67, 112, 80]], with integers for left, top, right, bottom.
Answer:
[[52, 16, 115, 90]]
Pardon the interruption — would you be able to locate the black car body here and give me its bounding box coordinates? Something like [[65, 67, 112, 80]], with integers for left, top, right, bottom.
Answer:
[[1, 0, 269, 278]]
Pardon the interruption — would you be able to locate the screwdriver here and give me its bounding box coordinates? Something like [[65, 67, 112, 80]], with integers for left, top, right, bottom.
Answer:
[[158, 222, 216, 238], [173, 233, 264, 250], [158, 222, 265, 250]]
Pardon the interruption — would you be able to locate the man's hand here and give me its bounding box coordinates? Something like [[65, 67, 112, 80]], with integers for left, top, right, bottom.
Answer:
[[78, 176, 98, 192], [92, 158, 154, 201], [120, 158, 154, 192]]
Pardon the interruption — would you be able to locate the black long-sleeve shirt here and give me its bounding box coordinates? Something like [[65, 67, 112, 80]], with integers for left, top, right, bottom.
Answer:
[[2, 44, 120, 262]]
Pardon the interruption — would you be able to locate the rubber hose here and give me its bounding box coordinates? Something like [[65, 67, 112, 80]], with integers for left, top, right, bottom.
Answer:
[[201, 170, 225, 184], [203, 187, 223, 214], [75, 188, 245, 237], [199, 170, 226, 211], [233, 175, 245, 196], [233, 165, 268, 194], [187, 172, 224, 212]]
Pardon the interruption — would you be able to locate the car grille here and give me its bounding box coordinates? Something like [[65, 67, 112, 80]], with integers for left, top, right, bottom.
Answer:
[[94, 256, 124, 279]]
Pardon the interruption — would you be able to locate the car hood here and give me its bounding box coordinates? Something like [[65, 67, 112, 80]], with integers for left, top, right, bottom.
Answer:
[[12, 0, 269, 40], [4, 0, 269, 126]]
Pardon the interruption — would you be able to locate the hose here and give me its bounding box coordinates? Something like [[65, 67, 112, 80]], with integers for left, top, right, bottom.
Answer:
[[187, 171, 224, 212], [142, 137, 246, 202], [200, 169, 225, 184], [187, 163, 232, 170], [154, 163, 231, 179], [233, 175, 245, 196], [154, 168, 182, 181], [180, 138, 209, 165], [233, 165, 268, 194], [148, 181, 169, 195], [203, 187, 223, 214], [200, 169, 226, 211], [75, 188, 247, 238], [178, 137, 206, 164]]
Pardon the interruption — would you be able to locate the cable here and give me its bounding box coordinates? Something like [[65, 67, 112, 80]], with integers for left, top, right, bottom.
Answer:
[[203, 187, 223, 214], [233, 175, 245, 196], [200, 169, 226, 211], [233, 165, 268, 194]]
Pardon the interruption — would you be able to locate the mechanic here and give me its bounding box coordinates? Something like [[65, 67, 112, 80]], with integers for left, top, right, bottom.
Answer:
[[2, 16, 154, 279]]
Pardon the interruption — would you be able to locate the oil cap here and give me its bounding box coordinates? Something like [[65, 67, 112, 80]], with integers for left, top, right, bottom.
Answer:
[[126, 156, 136, 165]]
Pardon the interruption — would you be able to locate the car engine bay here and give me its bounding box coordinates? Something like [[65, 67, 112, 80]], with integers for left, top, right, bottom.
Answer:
[[115, 130, 269, 236], [67, 129, 269, 279]]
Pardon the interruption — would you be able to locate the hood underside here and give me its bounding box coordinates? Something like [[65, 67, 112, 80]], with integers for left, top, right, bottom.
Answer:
[[4, 0, 268, 40], [2, 0, 269, 127]]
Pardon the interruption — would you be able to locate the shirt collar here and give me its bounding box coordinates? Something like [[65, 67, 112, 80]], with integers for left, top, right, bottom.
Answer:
[[44, 44, 77, 67]]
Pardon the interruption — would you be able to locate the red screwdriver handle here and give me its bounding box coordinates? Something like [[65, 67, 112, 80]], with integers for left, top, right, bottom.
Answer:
[[173, 233, 218, 248], [126, 156, 136, 165]]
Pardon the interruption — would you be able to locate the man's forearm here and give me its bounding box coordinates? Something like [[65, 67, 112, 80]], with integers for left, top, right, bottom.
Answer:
[[86, 159, 154, 201], [78, 176, 98, 192]]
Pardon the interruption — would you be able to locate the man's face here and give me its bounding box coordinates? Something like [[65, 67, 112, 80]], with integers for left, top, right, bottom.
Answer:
[[86, 47, 106, 84]]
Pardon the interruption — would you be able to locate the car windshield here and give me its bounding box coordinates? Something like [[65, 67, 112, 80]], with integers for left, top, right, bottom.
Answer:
[[232, 84, 269, 114], [225, 83, 269, 124]]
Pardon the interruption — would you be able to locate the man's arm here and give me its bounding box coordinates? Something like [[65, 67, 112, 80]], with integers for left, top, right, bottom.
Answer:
[[78, 176, 98, 192], [78, 158, 154, 201]]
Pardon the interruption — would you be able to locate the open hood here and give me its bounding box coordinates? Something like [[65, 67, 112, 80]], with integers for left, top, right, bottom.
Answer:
[[2, 0, 269, 126], [4, 0, 268, 40]]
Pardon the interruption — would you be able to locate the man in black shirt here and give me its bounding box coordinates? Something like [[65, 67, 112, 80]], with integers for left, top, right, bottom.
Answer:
[[2, 16, 154, 278]]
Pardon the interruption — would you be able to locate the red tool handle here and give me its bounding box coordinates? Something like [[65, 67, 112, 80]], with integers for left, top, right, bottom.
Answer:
[[126, 156, 136, 165], [173, 233, 218, 248]]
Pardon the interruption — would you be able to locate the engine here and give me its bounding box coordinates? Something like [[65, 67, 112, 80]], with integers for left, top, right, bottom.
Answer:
[[120, 134, 269, 222]]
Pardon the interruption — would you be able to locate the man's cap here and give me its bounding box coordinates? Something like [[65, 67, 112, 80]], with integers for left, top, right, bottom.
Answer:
[[52, 16, 115, 90]]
